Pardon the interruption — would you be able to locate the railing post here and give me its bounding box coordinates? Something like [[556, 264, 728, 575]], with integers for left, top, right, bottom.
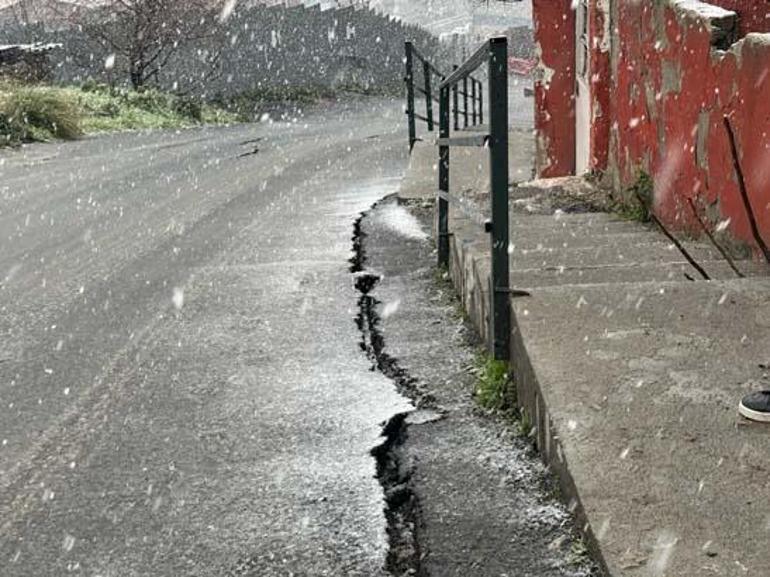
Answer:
[[488, 37, 510, 361], [478, 81, 484, 125], [463, 76, 469, 128], [423, 61, 434, 132], [452, 64, 459, 131], [438, 85, 450, 268], [405, 42, 417, 151], [471, 79, 477, 125]]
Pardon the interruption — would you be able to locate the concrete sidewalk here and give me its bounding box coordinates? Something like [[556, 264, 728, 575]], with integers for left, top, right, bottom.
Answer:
[[360, 197, 597, 577], [401, 138, 770, 576]]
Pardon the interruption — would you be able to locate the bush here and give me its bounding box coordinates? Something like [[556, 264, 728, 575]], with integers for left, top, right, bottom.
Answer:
[[173, 96, 204, 122], [0, 85, 82, 145], [122, 89, 173, 113]]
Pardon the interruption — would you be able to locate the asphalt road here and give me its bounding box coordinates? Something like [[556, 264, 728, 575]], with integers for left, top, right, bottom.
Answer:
[[0, 98, 412, 576]]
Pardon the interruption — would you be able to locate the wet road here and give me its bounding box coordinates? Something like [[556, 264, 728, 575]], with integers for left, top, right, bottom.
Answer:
[[0, 99, 411, 576]]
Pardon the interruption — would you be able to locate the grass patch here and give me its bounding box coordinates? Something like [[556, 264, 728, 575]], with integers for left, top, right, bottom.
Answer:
[[72, 83, 238, 134], [0, 81, 238, 146], [0, 83, 82, 146], [473, 351, 515, 412], [612, 170, 653, 222]]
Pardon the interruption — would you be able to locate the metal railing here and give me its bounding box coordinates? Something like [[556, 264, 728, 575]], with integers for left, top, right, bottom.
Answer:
[[404, 42, 484, 151], [437, 37, 511, 361]]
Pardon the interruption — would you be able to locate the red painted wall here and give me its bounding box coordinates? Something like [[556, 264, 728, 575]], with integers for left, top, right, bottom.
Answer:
[[532, 0, 575, 177], [612, 1, 770, 252], [589, 1, 611, 171], [534, 0, 770, 253], [531, 0, 616, 175]]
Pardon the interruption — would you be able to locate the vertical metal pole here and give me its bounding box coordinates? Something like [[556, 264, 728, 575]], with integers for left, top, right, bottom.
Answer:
[[478, 81, 484, 125], [471, 79, 477, 125], [452, 65, 459, 131], [423, 61, 434, 132], [463, 76, 469, 128], [438, 85, 450, 268], [405, 42, 417, 151], [488, 38, 510, 361]]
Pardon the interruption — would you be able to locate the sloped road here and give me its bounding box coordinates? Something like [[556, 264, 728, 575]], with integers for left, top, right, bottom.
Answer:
[[0, 99, 411, 576]]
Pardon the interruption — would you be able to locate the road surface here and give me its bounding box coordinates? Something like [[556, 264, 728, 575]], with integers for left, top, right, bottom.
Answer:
[[0, 98, 411, 576]]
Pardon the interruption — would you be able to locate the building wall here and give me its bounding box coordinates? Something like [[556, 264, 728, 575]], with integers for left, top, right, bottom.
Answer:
[[612, 1, 770, 251], [532, 0, 575, 177], [590, 0, 611, 172], [534, 0, 770, 254]]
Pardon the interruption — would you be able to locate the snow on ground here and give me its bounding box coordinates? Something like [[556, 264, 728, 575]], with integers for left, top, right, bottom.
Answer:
[[374, 201, 429, 241]]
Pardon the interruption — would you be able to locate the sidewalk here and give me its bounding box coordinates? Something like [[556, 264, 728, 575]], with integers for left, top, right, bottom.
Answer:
[[359, 197, 597, 577], [400, 137, 770, 576]]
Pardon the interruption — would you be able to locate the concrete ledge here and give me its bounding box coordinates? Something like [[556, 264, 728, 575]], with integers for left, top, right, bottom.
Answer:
[[446, 205, 770, 575]]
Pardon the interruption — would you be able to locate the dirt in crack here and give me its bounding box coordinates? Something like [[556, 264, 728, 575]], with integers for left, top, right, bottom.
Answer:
[[350, 208, 428, 577]]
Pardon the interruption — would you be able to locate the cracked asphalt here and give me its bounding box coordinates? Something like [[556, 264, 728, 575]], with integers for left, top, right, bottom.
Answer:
[[359, 197, 599, 577], [0, 98, 412, 576]]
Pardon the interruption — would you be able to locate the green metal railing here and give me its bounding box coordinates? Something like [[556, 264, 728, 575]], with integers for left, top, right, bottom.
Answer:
[[404, 42, 483, 151], [437, 37, 510, 360]]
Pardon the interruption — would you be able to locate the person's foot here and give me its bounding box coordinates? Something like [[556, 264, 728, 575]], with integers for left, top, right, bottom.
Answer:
[[738, 391, 770, 422]]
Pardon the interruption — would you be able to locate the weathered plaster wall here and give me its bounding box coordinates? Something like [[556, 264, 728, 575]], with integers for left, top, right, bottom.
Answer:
[[612, 0, 770, 252], [532, 0, 575, 177], [534, 0, 770, 252], [589, 0, 611, 171]]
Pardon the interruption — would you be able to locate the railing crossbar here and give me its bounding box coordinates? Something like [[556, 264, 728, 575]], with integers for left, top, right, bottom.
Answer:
[[440, 38, 498, 89], [410, 44, 445, 78], [436, 135, 489, 148]]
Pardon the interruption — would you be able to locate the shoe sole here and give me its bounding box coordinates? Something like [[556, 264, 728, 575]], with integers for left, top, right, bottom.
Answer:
[[738, 401, 770, 423]]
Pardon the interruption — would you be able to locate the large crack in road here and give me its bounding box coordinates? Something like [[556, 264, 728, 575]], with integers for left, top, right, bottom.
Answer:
[[351, 196, 600, 577], [351, 204, 428, 577]]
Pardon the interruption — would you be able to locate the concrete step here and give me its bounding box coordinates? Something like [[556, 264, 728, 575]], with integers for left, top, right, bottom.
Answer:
[[511, 278, 770, 577]]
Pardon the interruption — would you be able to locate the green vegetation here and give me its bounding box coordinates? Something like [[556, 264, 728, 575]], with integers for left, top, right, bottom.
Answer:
[[472, 352, 537, 437], [567, 538, 591, 566], [0, 81, 238, 147], [74, 83, 237, 133], [473, 352, 515, 412], [0, 79, 398, 146], [0, 83, 82, 146], [613, 170, 653, 222], [517, 409, 533, 438]]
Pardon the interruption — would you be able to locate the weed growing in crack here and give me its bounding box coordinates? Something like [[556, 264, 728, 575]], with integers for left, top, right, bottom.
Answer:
[[516, 408, 534, 438], [612, 170, 652, 223], [567, 537, 591, 567], [472, 352, 515, 412]]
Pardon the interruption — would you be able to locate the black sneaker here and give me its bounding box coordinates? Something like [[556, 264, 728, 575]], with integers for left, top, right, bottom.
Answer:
[[738, 391, 770, 422]]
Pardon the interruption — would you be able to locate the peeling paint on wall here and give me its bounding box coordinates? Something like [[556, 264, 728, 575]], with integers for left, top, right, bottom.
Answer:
[[534, 0, 770, 253], [533, 0, 576, 177]]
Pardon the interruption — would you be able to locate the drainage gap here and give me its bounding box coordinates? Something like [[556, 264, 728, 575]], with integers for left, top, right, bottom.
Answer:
[[351, 206, 429, 577]]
